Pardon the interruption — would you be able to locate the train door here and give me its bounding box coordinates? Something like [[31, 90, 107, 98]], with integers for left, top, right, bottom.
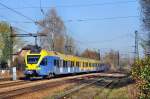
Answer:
[[39, 57, 49, 76], [39, 56, 54, 76]]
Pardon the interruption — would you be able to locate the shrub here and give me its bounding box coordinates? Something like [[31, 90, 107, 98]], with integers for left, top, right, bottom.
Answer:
[[131, 57, 150, 99]]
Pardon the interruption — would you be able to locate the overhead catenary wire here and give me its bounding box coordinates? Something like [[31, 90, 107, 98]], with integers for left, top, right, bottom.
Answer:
[[0, 1, 139, 25], [0, 1, 138, 54], [0, 2, 36, 23], [74, 33, 133, 45], [0, 16, 139, 24], [0, 0, 137, 9]]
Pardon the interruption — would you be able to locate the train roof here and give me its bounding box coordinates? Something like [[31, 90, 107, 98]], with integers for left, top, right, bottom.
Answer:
[[27, 49, 100, 63]]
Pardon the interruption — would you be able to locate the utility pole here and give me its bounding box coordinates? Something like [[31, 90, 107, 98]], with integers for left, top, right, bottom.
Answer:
[[117, 51, 120, 69], [65, 45, 72, 54], [134, 31, 139, 61], [10, 26, 13, 67], [98, 49, 101, 60]]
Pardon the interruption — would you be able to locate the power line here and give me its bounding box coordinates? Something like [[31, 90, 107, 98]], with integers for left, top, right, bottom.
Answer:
[[54, 0, 137, 8], [0, 2, 36, 23], [75, 33, 132, 44], [0, 15, 31, 33], [0, 0, 137, 9], [0, 1, 138, 24], [65, 16, 139, 22], [0, 15, 139, 24], [13, 26, 30, 33]]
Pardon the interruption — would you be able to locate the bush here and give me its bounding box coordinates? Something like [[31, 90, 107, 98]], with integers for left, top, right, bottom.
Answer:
[[131, 57, 150, 99]]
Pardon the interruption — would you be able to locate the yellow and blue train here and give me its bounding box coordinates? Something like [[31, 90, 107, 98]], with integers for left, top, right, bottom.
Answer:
[[24, 49, 109, 78]]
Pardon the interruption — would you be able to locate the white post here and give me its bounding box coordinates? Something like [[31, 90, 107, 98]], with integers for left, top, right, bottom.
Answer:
[[12, 67, 17, 80]]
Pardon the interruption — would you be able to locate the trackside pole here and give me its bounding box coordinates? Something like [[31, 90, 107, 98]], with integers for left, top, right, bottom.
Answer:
[[12, 67, 17, 80]]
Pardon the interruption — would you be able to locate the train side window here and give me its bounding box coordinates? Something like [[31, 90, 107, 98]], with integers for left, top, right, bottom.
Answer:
[[66, 61, 68, 67], [86, 62, 88, 66], [89, 63, 91, 66], [54, 60, 57, 66], [76, 62, 79, 67], [60, 60, 63, 67], [67, 61, 70, 67], [63, 60, 65, 67], [57, 60, 59, 67], [63, 60, 68, 67], [40, 58, 47, 66], [71, 61, 74, 67], [54, 60, 59, 67]]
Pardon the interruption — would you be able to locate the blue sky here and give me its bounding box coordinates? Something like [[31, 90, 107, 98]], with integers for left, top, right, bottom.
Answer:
[[0, 0, 142, 56]]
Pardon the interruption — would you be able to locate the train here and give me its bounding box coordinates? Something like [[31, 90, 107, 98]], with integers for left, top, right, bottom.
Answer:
[[24, 49, 109, 79]]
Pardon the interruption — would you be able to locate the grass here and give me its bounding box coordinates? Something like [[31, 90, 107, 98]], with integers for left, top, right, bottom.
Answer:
[[66, 84, 137, 99], [94, 86, 129, 99], [56, 77, 138, 99]]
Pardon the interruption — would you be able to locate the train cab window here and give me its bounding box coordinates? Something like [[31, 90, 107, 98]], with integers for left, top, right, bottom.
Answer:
[[40, 58, 47, 66], [27, 55, 40, 64]]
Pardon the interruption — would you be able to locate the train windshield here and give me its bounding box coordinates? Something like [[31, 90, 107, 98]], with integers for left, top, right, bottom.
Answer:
[[27, 55, 40, 64]]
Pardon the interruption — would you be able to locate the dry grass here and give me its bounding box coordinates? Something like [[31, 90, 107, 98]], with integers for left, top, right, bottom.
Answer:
[[0, 70, 24, 81], [62, 84, 137, 99], [13, 83, 76, 99], [127, 84, 139, 99]]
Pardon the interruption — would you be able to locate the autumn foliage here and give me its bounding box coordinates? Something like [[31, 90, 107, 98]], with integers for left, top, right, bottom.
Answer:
[[81, 49, 100, 60], [131, 57, 150, 99]]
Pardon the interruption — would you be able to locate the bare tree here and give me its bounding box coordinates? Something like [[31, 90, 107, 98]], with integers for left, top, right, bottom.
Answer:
[[38, 8, 66, 53], [103, 50, 118, 71], [140, 0, 150, 54], [65, 35, 76, 54], [81, 49, 99, 60]]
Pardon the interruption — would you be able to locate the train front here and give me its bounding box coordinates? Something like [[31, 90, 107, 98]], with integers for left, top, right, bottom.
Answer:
[[24, 49, 48, 78]]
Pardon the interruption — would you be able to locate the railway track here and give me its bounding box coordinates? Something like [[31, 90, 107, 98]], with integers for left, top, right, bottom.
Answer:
[[0, 80, 31, 88], [0, 75, 100, 98], [0, 73, 126, 99], [53, 77, 118, 99]]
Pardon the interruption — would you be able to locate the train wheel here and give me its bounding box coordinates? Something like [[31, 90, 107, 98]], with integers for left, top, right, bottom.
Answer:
[[42, 75, 47, 79], [25, 75, 30, 80], [48, 73, 54, 79]]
